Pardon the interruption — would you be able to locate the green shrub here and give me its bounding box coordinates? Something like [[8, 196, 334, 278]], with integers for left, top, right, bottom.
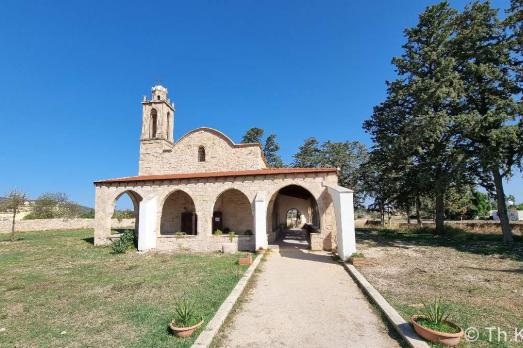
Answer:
[[111, 229, 136, 254], [350, 252, 365, 258], [214, 229, 223, 236], [244, 229, 253, 236]]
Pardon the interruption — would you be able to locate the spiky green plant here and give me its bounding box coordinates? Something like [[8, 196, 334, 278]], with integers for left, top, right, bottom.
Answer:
[[173, 297, 200, 327], [228, 232, 236, 242], [420, 298, 451, 324]]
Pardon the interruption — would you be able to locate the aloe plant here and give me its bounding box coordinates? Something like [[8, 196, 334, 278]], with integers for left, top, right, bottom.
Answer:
[[174, 297, 201, 327], [420, 298, 451, 324]]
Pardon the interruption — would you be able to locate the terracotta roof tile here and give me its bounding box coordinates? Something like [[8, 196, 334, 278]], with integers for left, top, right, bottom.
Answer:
[[94, 167, 337, 184]]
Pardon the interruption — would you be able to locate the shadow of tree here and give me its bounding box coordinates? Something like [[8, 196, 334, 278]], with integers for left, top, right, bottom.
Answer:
[[356, 228, 523, 262]]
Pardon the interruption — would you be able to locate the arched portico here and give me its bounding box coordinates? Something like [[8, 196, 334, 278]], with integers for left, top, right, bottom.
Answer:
[[160, 190, 197, 235], [112, 190, 142, 235], [212, 188, 254, 235], [265, 184, 321, 247]]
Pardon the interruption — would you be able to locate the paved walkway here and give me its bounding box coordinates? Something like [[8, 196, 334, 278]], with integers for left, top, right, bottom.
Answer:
[[220, 229, 401, 348]]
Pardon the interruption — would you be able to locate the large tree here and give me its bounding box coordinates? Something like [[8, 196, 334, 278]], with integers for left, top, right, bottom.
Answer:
[[241, 127, 264, 144], [264, 134, 284, 167], [241, 128, 285, 167], [292, 137, 322, 167], [391, 2, 470, 234], [292, 137, 368, 205], [453, 1, 522, 242]]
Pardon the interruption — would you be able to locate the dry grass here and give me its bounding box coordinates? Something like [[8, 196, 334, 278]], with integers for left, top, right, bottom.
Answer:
[[0, 229, 247, 347], [356, 227, 523, 347]]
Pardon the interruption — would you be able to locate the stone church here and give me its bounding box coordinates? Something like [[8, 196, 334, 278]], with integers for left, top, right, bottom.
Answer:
[[94, 85, 356, 259]]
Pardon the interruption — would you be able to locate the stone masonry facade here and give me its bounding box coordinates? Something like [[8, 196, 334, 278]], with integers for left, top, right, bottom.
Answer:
[[93, 85, 357, 257]]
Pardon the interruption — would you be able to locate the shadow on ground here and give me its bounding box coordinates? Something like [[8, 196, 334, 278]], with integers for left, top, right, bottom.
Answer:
[[357, 227, 523, 262], [275, 228, 335, 264]]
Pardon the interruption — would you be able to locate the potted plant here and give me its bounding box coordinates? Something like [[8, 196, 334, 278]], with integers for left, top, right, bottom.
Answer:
[[348, 252, 368, 266], [238, 252, 253, 265], [411, 299, 463, 346], [169, 297, 204, 338], [221, 231, 237, 253]]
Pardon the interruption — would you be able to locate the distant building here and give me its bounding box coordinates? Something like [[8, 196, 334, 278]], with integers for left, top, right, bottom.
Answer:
[[491, 210, 523, 221]]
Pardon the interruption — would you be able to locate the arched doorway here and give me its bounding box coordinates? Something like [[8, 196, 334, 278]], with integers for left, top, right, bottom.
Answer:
[[267, 185, 320, 246], [161, 190, 197, 235], [111, 190, 142, 244], [212, 189, 253, 234]]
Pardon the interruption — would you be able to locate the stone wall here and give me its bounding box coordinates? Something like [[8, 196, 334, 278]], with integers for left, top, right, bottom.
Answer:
[[139, 128, 266, 175], [0, 218, 134, 233]]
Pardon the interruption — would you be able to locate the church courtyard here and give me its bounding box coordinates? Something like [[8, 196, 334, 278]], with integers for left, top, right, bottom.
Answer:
[[0, 229, 248, 348]]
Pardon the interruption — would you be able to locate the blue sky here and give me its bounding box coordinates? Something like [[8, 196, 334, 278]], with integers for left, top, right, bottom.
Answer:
[[0, 0, 521, 209]]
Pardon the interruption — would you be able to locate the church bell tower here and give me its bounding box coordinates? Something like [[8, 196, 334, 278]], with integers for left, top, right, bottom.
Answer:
[[141, 85, 175, 142]]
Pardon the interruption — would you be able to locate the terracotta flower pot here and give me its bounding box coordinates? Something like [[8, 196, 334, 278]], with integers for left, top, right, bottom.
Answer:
[[169, 319, 204, 338], [239, 253, 252, 265], [411, 315, 463, 347], [349, 257, 369, 266]]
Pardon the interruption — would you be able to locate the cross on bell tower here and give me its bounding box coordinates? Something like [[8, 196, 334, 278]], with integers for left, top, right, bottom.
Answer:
[[140, 85, 175, 142]]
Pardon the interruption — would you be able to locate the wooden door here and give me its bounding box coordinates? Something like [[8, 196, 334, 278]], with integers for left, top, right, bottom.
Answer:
[[181, 212, 196, 235], [212, 211, 223, 233]]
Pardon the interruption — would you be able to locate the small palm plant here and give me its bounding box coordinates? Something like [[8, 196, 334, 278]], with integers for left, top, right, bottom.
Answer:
[[174, 297, 199, 327], [414, 298, 461, 334], [420, 298, 450, 325], [228, 231, 236, 243], [170, 296, 203, 337]]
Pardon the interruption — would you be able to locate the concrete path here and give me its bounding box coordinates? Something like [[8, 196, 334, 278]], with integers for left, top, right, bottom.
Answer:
[[219, 229, 401, 348]]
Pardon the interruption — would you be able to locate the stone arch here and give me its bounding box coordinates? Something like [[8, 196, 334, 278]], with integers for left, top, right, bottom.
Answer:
[[212, 188, 253, 235], [266, 184, 320, 243], [160, 190, 197, 235], [110, 190, 142, 239]]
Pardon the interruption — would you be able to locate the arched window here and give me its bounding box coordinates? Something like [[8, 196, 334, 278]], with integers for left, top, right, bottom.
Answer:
[[198, 146, 206, 162], [157, 95, 161, 100], [150, 109, 157, 138]]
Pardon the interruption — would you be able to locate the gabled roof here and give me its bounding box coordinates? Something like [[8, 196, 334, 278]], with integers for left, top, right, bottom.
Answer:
[[94, 167, 337, 185]]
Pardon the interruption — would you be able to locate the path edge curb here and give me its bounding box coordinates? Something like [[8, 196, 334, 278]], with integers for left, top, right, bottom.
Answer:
[[342, 262, 429, 348], [192, 252, 263, 347]]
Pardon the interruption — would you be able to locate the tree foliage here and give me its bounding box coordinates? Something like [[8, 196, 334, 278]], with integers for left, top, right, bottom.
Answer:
[[292, 137, 368, 205], [25, 192, 82, 220], [241, 128, 284, 167], [362, 1, 522, 241]]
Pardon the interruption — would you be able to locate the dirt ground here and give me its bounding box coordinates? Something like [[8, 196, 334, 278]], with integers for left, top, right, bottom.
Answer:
[[356, 228, 523, 347]]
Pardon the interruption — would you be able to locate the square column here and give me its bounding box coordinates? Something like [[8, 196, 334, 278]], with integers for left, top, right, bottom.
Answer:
[[138, 196, 158, 251], [327, 185, 356, 261], [254, 192, 268, 250]]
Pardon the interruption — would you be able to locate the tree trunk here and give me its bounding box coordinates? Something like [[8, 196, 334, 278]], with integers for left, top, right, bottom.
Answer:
[[416, 195, 422, 226], [492, 167, 513, 243], [435, 190, 445, 235], [380, 201, 385, 227], [10, 209, 17, 242], [406, 206, 411, 225]]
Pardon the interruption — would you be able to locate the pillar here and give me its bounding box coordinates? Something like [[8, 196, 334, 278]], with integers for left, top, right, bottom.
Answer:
[[254, 192, 268, 250], [138, 196, 158, 251], [326, 184, 356, 261]]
